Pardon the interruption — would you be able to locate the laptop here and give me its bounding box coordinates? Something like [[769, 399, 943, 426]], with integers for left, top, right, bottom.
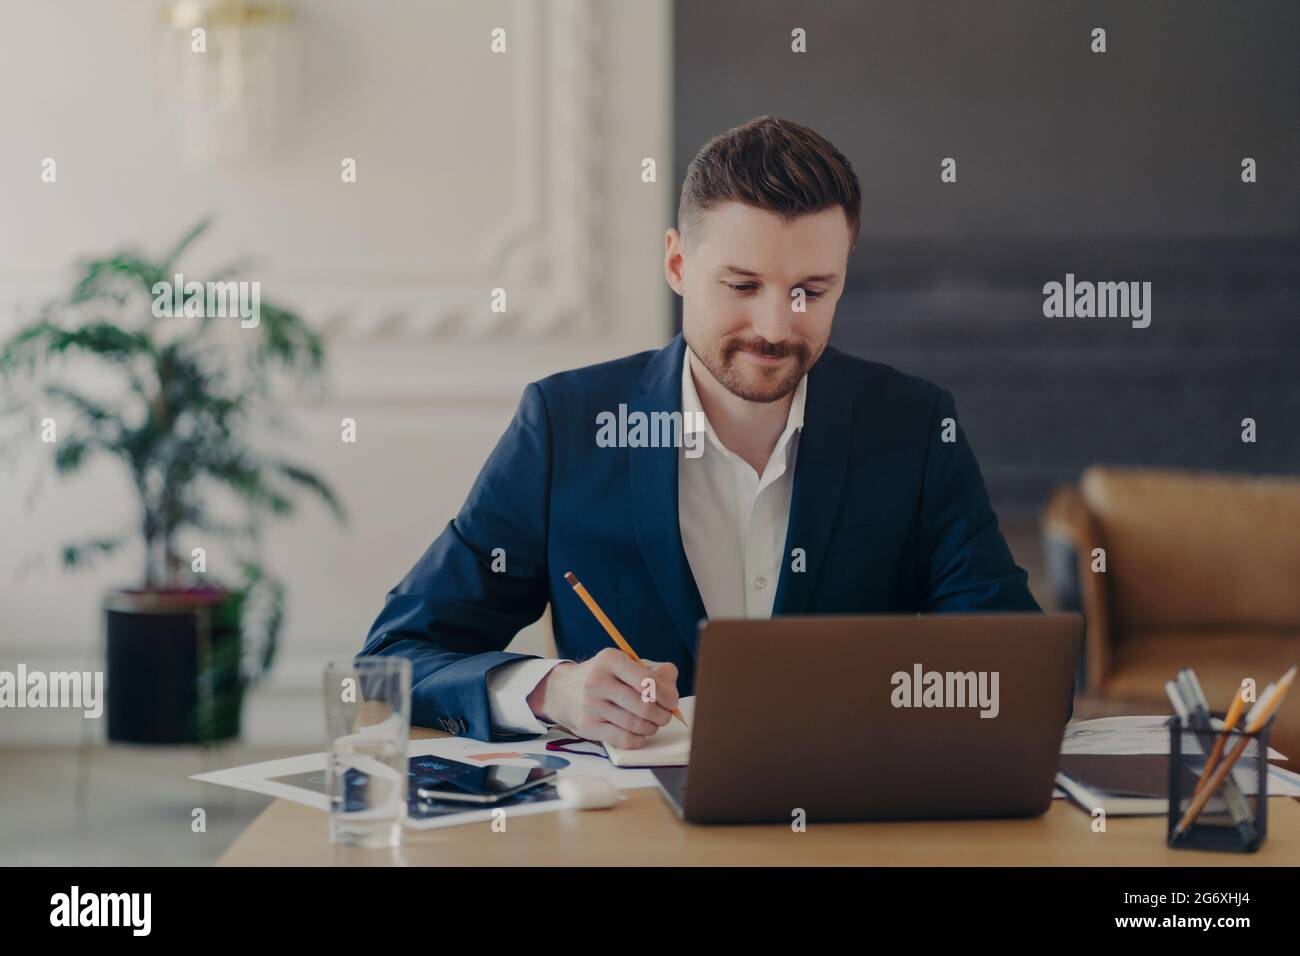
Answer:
[[652, 612, 1082, 824]]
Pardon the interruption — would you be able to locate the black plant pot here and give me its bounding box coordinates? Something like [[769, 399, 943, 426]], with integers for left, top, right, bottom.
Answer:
[[105, 588, 245, 744]]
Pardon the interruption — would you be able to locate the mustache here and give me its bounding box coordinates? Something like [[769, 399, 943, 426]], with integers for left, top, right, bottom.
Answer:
[[723, 338, 809, 361]]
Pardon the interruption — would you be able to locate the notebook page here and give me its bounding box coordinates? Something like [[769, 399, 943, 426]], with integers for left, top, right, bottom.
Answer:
[[604, 696, 695, 767]]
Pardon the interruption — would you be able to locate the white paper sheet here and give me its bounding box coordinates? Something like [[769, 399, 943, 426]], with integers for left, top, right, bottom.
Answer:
[[1061, 715, 1287, 760], [191, 729, 659, 830]]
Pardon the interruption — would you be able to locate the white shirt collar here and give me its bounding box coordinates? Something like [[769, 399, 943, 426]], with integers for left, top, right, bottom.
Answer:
[[681, 344, 807, 460]]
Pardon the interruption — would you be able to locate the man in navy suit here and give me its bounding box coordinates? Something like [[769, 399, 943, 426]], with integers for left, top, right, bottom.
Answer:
[[360, 116, 1041, 745]]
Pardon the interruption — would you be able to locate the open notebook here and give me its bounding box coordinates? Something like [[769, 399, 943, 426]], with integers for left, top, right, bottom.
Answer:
[[603, 696, 695, 767]]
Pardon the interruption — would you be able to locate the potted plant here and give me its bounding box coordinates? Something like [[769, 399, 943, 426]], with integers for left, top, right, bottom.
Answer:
[[0, 219, 345, 744]]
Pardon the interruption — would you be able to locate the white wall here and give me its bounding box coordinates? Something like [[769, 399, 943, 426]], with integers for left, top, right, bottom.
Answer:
[[0, 0, 674, 745]]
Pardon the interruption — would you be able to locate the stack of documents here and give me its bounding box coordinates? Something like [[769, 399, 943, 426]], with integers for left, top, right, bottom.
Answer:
[[1055, 716, 1298, 816]]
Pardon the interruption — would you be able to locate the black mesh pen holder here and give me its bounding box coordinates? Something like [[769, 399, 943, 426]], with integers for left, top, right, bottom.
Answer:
[[1167, 713, 1272, 853]]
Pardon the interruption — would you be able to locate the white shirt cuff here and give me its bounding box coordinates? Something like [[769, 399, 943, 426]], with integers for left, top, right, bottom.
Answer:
[[486, 658, 571, 735]]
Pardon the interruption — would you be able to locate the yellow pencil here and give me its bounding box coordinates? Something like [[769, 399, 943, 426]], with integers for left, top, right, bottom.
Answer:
[[1175, 665, 1295, 837], [563, 571, 687, 728], [1192, 683, 1249, 799]]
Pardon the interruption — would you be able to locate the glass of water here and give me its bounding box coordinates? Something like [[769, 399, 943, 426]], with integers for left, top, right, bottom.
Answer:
[[323, 657, 412, 848]]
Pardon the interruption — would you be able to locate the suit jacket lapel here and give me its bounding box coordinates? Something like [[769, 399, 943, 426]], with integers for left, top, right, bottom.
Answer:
[[627, 334, 708, 659], [773, 350, 854, 615]]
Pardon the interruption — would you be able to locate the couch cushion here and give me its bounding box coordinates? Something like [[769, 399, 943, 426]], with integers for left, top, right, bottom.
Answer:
[[1103, 628, 1300, 769], [1081, 466, 1300, 631]]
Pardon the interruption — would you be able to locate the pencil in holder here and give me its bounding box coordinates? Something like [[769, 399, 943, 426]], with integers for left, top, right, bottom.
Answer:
[[1166, 712, 1271, 853]]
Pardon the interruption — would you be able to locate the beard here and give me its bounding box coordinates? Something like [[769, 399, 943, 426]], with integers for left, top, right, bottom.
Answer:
[[688, 332, 821, 403]]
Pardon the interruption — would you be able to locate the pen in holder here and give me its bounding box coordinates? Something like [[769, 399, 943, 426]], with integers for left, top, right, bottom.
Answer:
[[1166, 712, 1271, 853]]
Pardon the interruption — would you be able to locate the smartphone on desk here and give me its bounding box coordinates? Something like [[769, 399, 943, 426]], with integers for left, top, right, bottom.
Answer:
[[413, 755, 556, 804]]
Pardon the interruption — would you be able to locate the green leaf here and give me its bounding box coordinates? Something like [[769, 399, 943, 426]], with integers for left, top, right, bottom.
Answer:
[[161, 217, 213, 271], [237, 561, 286, 681], [271, 461, 347, 523], [250, 303, 324, 375], [61, 537, 126, 570], [201, 451, 295, 515], [53, 436, 97, 476], [71, 254, 167, 303], [42, 384, 128, 436], [0, 321, 156, 374]]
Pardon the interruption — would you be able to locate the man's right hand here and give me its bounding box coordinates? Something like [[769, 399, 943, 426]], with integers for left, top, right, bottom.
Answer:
[[525, 648, 679, 749]]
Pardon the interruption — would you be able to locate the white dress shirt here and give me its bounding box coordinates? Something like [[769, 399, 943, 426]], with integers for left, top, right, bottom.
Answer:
[[484, 346, 807, 734]]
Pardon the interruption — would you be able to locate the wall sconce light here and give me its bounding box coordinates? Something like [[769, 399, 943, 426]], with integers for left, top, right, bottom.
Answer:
[[156, 0, 302, 165]]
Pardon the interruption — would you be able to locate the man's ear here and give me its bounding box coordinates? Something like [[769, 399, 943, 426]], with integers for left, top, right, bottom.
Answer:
[[664, 228, 687, 294]]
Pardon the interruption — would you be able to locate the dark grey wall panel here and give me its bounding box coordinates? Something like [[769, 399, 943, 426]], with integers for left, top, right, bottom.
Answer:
[[673, 1, 1300, 515]]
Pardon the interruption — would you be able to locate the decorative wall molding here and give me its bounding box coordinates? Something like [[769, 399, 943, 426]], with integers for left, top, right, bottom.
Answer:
[[0, 0, 620, 350], [309, 0, 609, 343]]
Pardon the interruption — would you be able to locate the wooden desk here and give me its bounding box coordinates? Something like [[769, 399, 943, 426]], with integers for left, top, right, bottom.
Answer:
[[218, 727, 1300, 866]]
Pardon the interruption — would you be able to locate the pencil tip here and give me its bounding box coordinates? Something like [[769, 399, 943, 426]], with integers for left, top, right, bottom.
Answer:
[[563, 571, 577, 586]]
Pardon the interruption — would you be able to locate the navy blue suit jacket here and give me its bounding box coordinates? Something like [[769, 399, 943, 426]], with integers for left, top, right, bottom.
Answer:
[[360, 334, 1042, 741]]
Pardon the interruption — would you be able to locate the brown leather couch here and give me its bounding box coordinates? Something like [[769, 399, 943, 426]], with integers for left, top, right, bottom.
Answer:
[[1042, 465, 1300, 769]]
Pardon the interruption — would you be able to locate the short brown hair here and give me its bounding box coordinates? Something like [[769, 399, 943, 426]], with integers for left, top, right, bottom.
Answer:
[[678, 115, 862, 252]]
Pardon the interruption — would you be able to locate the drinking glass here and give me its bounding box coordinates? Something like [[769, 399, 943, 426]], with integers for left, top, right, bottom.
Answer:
[[323, 657, 412, 847]]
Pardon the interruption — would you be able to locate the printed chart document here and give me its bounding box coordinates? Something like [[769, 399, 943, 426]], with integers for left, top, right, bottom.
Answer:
[[191, 730, 661, 830], [604, 697, 695, 767]]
